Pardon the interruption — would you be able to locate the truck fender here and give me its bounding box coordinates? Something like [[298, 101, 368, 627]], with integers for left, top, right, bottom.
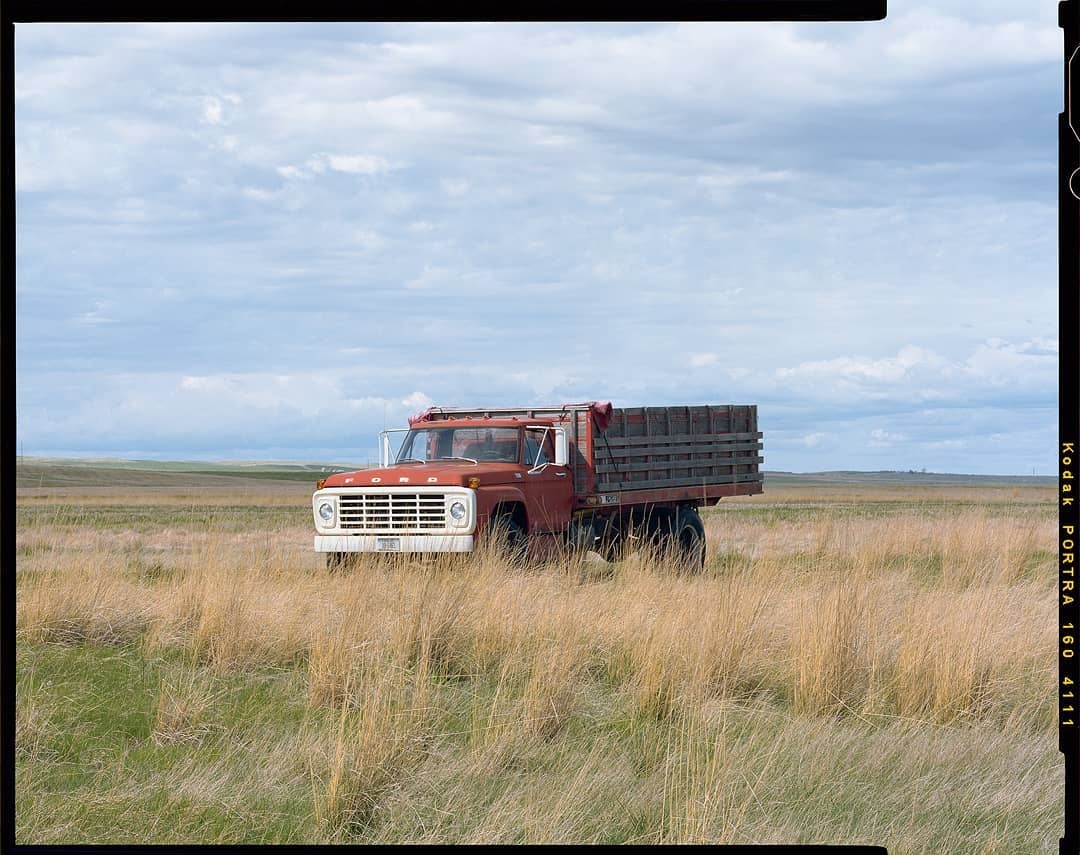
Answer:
[[477, 487, 529, 534]]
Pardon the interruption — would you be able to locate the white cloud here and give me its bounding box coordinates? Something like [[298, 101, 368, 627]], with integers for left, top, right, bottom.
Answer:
[[351, 229, 385, 250], [776, 346, 951, 391], [869, 429, 908, 446], [75, 301, 115, 326], [925, 438, 966, 450], [278, 152, 396, 181], [690, 353, 718, 368], [403, 264, 448, 291], [883, 11, 1057, 75], [761, 338, 1055, 414], [440, 178, 469, 196], [402, 391, 433, 410], [963, 337, 1058, 390], [26, 372, 420, 452], [697, 167, 793, 194], [201, 96, 224, 124], [524, 124, 576, 147], [241, 186, 276, 202], [325, 153, 393, 175], [361, 94, 461, 132]]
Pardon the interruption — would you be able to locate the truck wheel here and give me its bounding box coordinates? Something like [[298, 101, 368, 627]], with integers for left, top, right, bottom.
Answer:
[[594, 517, 624, 563], [597, 532, 625, 563], [645, 508, 675, 548], [670, 507, 707, 572], [490, 516, 528, 566]]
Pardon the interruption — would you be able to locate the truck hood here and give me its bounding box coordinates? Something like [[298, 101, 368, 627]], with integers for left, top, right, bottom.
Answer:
[[322, 461, 525, 489]]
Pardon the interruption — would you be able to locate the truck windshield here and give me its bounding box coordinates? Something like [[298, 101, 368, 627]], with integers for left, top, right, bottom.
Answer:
[[396, 427, 520, 463]]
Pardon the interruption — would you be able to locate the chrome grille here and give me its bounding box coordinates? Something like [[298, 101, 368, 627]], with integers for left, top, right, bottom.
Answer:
[[338, 493, 447, 532]]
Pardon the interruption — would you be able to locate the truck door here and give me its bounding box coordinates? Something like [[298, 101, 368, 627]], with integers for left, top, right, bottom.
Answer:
[[522, 427, 574, 533]]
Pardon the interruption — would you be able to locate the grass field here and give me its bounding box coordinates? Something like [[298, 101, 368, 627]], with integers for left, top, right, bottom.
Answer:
[[14, 463, 1062, 848]]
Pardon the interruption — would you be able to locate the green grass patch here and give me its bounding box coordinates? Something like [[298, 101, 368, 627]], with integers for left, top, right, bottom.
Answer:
[[17, 503, 309, 532], [16, 642, 321, 844]]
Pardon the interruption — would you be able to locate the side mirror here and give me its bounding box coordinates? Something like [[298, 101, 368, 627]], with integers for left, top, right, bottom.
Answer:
[[553, 428, 568, 466], [379, 431, 391, 467]]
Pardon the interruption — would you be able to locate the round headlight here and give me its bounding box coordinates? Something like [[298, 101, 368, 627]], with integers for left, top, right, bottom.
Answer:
[[449, 501, 466, 521], [318, 502, 334, 522]]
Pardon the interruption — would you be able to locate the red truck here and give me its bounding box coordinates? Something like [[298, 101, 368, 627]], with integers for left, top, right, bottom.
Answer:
[[312, 402, 763, 570]]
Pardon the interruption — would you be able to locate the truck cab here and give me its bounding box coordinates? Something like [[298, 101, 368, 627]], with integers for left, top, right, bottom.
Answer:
[[312, 417, 572, 563]]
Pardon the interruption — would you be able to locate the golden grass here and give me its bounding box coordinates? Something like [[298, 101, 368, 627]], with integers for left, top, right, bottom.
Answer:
[[15, 484, 1058, 844], [17, 502, 1056, 727], [15, 666, 53, 789], [310, 662, 435, 838], [152, 668, 221, 746]]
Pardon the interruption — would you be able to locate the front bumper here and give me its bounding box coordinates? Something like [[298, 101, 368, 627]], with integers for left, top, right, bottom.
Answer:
[[314, 534, 475, 554]]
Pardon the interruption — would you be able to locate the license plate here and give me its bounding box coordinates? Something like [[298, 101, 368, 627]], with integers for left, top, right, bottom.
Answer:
[[376, 537, 401, 551]]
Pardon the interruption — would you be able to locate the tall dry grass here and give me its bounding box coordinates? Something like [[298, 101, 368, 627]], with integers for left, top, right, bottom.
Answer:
[[309, 661, 435, 839], [152, 667, 222, 746], [15, 488, 1058, 843], [17, 503, 1055, 727]]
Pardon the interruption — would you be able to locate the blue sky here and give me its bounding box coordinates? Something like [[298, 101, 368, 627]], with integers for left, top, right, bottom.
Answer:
[[15, 9, 1059, 474]]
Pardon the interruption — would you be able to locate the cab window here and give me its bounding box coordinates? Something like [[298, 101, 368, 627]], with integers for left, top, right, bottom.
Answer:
[[523, 429, 553, 467]]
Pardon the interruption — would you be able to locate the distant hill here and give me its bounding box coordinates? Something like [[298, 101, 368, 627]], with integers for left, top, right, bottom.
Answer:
[[15, 458, 1056, 490], [15, 458, 366, 489]]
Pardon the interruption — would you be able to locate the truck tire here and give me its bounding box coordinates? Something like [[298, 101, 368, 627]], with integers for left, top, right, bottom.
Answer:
[[666, 507, 707, 572], [490, 515, 528, 566], [598, 534, 624, 563], [594, 516, 624, 563], [645, 508, 675, 547]]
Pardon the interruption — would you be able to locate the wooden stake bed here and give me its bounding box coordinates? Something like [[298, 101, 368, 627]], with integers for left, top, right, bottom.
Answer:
[[414, 402, 763, 508]]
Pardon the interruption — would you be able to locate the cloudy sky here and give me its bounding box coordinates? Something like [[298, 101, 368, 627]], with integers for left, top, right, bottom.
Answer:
[[15, 7, 1059, 473]]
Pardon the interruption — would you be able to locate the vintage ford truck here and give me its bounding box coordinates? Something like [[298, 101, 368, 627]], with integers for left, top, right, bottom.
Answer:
[[312, 402, 762, 570]]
